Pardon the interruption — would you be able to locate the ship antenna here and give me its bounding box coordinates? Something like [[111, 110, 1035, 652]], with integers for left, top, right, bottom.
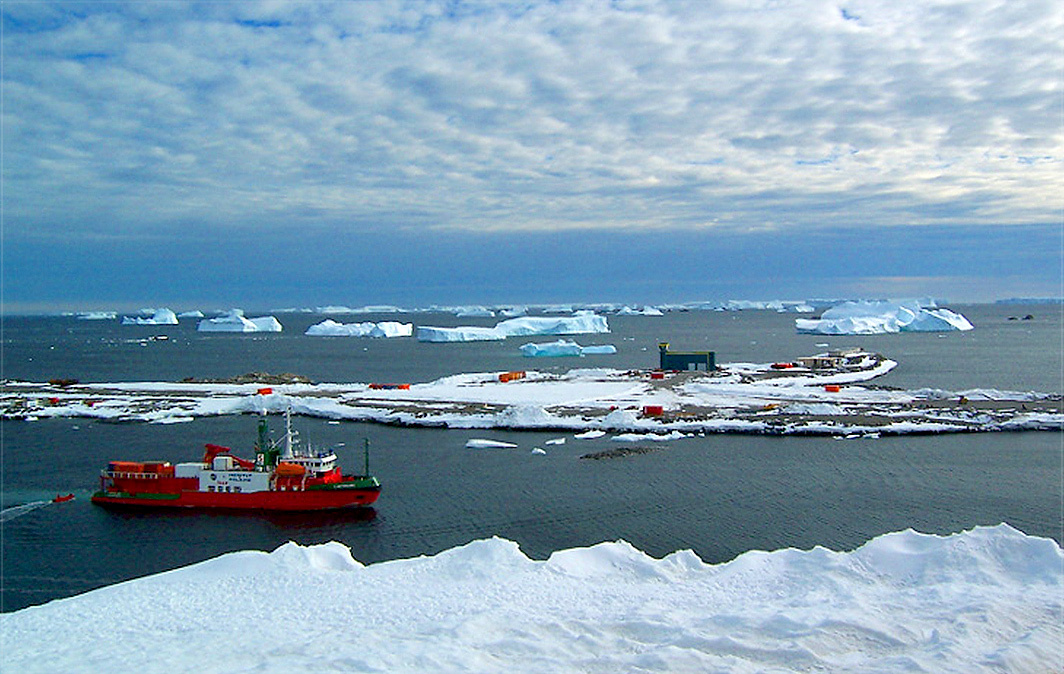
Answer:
[[363, 437, 370, 476]]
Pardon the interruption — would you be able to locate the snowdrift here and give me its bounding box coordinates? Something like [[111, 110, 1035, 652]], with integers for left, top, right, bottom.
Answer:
[[2, 525, 1059, 674], [796, 300, 974, 335]]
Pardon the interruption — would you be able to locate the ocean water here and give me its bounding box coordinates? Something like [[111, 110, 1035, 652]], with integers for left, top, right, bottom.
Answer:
[[2, 303, 1061, 612]]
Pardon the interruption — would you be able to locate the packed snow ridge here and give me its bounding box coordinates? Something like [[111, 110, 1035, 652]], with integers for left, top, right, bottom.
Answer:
[[418, 311, 610, 342], [796, 300, 974, 335], [1, 524, 1059, 674]]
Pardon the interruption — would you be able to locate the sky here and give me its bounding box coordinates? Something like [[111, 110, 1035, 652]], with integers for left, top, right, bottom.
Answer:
[[1, 0, 1061, 313]]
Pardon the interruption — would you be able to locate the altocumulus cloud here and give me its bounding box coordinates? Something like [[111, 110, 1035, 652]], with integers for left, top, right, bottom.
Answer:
[[2, 0, 1061, 308]]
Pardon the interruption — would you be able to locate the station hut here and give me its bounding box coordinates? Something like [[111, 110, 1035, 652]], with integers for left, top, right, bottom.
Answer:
[[658, 342, 716, 371]]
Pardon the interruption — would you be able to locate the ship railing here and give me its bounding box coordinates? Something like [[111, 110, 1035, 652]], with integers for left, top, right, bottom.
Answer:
[[101, 470, 161, 480]]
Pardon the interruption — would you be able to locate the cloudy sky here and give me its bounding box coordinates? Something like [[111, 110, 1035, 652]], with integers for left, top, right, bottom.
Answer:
[[2, 0, 1061, 312]]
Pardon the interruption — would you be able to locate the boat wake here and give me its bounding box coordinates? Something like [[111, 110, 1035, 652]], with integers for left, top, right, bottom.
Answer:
[[0, 501, 50, 523]]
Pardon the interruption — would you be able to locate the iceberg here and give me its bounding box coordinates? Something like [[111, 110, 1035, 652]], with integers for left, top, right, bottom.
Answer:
[[796, 300, 974, 335], [76, 311, 117, 320], [418, 312, 610, 343], [616, 306, 665, 316], [121, 308, 178, 325], [305, 320, 413, 338], [417, 325, 506, 342], [520, 339, 618, 357], [1, 525, 1059, 674], [197, 309, 283, 333]]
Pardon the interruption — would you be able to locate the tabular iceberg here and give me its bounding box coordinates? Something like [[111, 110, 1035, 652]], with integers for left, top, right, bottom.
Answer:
[[198, 309, 283, 333], [796, 300, 974, 335], [305, 320, 413, 338], [418, 312, 610, 342]]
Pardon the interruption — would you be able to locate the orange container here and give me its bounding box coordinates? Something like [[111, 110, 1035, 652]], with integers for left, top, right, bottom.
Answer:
[[257, 387, 273, 395], [824, 384, 841, 392]]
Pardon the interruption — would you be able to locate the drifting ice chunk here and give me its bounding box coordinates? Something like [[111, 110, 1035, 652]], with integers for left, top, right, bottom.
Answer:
[[198, 309, 283, 333], [306, 320, 413, 338], [796, 300, 974, 335], [121, 308, 178, 325]]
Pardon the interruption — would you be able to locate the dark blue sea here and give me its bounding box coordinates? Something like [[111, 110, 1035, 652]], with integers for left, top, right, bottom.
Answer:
[[2, 304, 1061, 612]]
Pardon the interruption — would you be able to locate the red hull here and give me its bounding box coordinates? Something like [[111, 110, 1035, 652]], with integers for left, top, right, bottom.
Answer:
[[91, 486, 379, 511]]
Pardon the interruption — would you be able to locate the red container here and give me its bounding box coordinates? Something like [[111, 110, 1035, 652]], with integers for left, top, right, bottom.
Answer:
[[650, 371, 665, 380], [642, 405, 664, 416]]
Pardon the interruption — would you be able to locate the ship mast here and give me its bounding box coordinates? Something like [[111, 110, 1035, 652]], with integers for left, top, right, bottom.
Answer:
[[281, 407, 298, 459]]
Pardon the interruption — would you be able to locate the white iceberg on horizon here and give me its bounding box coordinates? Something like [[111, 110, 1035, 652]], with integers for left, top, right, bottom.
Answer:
[[77, 311, 117, 320], [197, 309, 283, 333], [121, 308, 178, 325], [796, 300, 974, 335], [305, 319, 413, 338]]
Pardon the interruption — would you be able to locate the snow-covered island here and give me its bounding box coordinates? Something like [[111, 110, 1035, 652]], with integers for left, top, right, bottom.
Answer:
[[1, 524, 1059, 673], [3, 350, 1060, 435]]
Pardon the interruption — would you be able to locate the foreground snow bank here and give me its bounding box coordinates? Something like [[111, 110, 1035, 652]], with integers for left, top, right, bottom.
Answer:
[[796, 300, 974, 335], [418, 312, 609, 342], [197, 309, 282, 333], [2, 524, 1059, 674]]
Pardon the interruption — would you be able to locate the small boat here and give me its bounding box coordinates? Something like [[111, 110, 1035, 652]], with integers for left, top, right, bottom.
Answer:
[[91, 410, 380, 511], [52, 494, 75, 503]]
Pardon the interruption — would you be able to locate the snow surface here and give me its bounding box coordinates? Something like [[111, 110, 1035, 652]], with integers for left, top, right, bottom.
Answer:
[[520, 339, 618, 357], [796, 300, 974, 335], [197, 309, 283, 333], [305, 319, 413, 338], [121, 308, 178, 325], [418, 312, 609, 342], [1, 524, 1059, 674]]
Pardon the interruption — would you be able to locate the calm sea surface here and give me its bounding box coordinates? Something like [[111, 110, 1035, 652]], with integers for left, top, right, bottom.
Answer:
[[2, 304, 1061, 611]]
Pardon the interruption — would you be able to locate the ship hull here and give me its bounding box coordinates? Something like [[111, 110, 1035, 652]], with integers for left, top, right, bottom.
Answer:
[[91, 484, 380, 511]]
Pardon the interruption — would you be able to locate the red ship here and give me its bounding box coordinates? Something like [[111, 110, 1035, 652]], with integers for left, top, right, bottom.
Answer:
[[91, 411, 380, 511]]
